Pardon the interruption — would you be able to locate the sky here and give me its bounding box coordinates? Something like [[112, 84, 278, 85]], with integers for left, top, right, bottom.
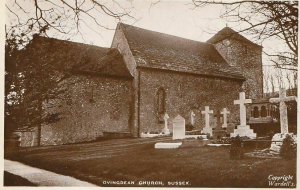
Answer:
[[14, 0, 230, 47], [4, 0, 297, 92]]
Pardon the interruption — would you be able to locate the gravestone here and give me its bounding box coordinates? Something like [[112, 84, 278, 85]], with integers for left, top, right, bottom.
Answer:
[[227, 123, 236, 134], [201, 106, 213, 136], [221, 108, 230, 128], [190, 111, 195, 126], [172, 115, 186, 140], [162, 113, 170, 134], [214, 110, 222, 130], [213, 110, 227, 139], [269, 88, 297, 153], [230, 92, 256, 139]]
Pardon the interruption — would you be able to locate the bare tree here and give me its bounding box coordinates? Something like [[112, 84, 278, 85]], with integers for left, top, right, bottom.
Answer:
[[6, 0, 133, 47], [193, 0, 298, 71], [5, 0, 134, 145]]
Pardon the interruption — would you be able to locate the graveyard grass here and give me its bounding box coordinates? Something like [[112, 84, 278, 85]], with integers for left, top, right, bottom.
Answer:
[[7, 138, 296, 188]]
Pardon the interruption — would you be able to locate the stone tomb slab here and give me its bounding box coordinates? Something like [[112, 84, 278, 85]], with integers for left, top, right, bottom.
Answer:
[[155, 142, 182, 149], [270, 133, 297, 154]]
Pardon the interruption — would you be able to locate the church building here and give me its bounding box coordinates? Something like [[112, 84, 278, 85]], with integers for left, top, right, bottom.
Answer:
[[16, 23, 263, 146]]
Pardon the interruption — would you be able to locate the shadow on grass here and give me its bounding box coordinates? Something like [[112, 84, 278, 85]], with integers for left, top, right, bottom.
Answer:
[[6, 139, 297, 188]]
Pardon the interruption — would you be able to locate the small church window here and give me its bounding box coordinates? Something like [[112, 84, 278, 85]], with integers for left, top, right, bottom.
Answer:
[[156, 87, 166, 114], [178, 83, 183, 97], [89, 85, 95, 103], [253, 106, 259, 118], [261, 106, 267, 117]]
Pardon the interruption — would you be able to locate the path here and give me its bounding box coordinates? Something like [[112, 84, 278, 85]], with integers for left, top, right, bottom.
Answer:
[[4, 159, 97, 186]]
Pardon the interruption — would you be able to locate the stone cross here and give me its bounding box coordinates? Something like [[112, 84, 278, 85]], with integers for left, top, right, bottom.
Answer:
[[231, 92, 256, 139], [234, 92, 252, 126], [221, 108, 230, 128], [269, 88, 297, 134], [190, 111, 195, 126], [162, 113, 170, 134], [201, 106, 213, 128]]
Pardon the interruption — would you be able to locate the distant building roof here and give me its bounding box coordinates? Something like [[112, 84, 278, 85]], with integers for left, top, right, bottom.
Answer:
[[207, 27, 262, 48], [119, 23, 245, 81], [26, 36, 132, 79]]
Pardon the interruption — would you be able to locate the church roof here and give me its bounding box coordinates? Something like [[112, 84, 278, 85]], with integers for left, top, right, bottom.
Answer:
[[119, 23, 245, 81], [26, 36, 132, 79], [207, 27, 262, 48]]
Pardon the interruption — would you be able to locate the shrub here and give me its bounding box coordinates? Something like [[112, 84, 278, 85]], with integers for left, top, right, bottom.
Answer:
[[216, 137, 231, 144], [280, 134, 296, 160], [185, 124, 194, 131]]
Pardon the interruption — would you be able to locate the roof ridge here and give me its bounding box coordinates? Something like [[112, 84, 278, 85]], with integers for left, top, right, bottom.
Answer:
[[31, 35, 110, 50]]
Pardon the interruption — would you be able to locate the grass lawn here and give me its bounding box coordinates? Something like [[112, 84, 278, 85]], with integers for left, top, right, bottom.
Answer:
[[6, 137, 296, 188]]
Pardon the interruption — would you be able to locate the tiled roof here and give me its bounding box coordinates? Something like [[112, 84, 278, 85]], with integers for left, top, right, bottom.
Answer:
[[207, 27, 262, 48], [119, 23, 245, 81], [26, 36, 132, 79]]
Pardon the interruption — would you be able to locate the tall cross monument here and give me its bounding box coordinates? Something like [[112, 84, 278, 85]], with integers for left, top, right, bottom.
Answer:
[[269, 88, 297, 134], [230, 92, 256, 139]]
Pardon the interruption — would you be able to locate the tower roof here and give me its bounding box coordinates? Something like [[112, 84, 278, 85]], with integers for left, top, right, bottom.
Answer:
[[207, 27, 262, 48]]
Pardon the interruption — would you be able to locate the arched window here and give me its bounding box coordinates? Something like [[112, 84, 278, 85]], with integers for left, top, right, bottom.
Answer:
[[253, 106, 259, 118], [156, 87, 166, 114], [261, 106, 267, 117]]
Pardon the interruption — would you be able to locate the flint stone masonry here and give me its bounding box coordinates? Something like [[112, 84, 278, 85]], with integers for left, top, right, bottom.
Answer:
[[12, 25, 265, 146], [138, 69, 242, 134], [209, 28, 263, 100], [41, 76, 132, 145]]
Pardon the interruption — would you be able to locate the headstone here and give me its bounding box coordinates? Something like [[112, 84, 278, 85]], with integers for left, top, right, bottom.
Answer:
[[190, 111, 195, 126], [230, 92, 256, 139], [213, 110, 227, 139], [269, 88, 297, 134], [201, 106, 213, 136], [221, 108, 230, 128], [214, 110, 222, 130], [172, 115, 186, 140], [162, 113, 170, 134], [227, 123, 236, 134]]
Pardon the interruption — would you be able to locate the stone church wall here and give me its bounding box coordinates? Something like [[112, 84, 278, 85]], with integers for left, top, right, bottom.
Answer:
[[41, 75, 132, 145], [138, 69, 243, 133], [111, 24, 140, 137], [213, 39, 263, 100]]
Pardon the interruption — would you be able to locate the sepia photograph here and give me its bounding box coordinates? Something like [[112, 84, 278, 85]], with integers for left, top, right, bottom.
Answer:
[[3, 0, 298, 188]]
